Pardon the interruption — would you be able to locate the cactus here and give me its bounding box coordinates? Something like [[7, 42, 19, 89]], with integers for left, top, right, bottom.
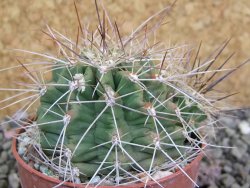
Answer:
[[35, 25, 210, 185], [1, 1, 245, 187], [37, 51, 207, 180]]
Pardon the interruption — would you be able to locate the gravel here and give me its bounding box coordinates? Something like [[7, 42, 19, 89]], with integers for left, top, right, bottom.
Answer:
[[198, 108, 250, 188], [1, 109, 250, 188], [0, 119, 20, 188]]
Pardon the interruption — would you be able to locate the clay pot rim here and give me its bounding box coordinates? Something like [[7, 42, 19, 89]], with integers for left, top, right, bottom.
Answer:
[[12, 128, 204, 188]]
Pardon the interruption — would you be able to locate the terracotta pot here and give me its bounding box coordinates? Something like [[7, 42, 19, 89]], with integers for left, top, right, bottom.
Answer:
[[12, 130, 203, 188]]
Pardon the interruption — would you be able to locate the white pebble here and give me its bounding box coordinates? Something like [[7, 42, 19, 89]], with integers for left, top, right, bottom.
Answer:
[[23, 137, 31, 144], [152, 171, 173, 180], [40, 165, 49, 174], [34, 163, 40, 170], [23, 156, 29, 162], [18, 146, 26, 155], [238, 121, 250, 135], [101, 179, 114, 186], [89, 176, 101, 184], [74, 177, 81, 184]]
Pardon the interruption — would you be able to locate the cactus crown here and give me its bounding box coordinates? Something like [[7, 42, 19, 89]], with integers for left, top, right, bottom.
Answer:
[[1, 1, 242, 187]]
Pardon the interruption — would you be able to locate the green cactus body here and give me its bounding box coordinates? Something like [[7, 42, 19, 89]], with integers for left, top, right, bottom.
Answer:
[[37, 54, 206, 179]]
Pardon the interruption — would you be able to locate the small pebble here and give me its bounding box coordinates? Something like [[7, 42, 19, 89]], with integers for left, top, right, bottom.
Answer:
[[74, 177, 81, 184], [231, 183, 241, 188], [221, 174, 235, 187], [8, 173, 19, 188], [238, 121, 250, 135], [225, 128, 235, 137], [0, 151, 8, 165], [231, 147, 247, 160], [17, 145, 26, 156], [3, 141, 11, 150], [100, 179, 113, 186], [223, 165, 232, 173], [39, 165, 54, 176], [211, 149, 223, 159], [39, 165, 49, 174], [22, 156, 29, 162], [23, 136, 31, 144], [89, 176, 101, 185], [152, 170, 173, 180], [219, 116, 237, 128], [0, 165, 9, 175], [222, 138, 229, 146], [34, 163, 40, 170], [242, 135, 250, 145]]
